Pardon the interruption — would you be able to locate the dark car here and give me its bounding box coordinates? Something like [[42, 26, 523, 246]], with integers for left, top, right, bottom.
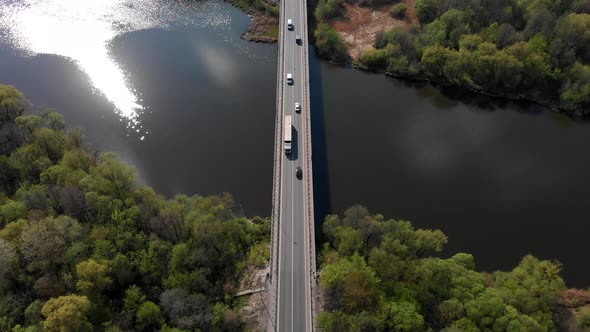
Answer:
[[295, 167, 302, 179], [296, 34, 302, 44]]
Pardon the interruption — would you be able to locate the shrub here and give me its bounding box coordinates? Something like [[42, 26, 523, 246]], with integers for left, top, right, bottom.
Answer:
[[390, 3, 408, 19]]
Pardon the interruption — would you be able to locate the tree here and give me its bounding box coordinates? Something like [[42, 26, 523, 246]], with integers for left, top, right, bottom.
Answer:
[[360, 48, 389, 71], [422, 45, 450, 79], [314, 23, 349, 63], [0, 118, 23, 156], [319, 253, 380, 313], [24, 299, 45, 327], [383, 301, 425, 332], [41, 295, 92, 332], [76, 259, 112, 293], [390, 3, 408, 18], [578, 306, 590, 328], [33, 274, 65, 298], [160, 288, 211, 330], [0, 85, 29, 124], [317, 311, 354, 332], [212, 302, 243, 331], [136, 301, 163, 330], [554, 13, 590, 63], [464, 288, 507, 329], [0, 199, 27, 226], [46, 112, 64, 131], [80, 152, 136, 199], [0, 238, 17, 289], [15, 115, 43, 142], [437, 298, 465, 326], [20, 215, 83, 273], [416, 0, 439, 24]]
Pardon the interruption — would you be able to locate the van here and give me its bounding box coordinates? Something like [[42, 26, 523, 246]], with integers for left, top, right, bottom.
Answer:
[[287, 73, 293, 85], [287, 19, 293, 30]]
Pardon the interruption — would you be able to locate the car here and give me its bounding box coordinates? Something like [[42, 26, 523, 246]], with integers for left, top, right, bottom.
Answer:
[[295, 34, 302, 44], [287, 73, 293, 85], [295, 102, 301, 113], [295, 167, 302, 179], [287, 19, 293, 30]]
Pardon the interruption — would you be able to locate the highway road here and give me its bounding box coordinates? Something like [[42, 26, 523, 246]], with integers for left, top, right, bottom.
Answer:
[[274, 0, 314, 328]]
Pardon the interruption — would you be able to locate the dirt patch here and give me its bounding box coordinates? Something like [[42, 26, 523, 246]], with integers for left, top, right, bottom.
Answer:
[[552, 289, 590, 331], [331, 1, 418, 59], [239, 264, 271, 331], [242, 11, 279, 43]]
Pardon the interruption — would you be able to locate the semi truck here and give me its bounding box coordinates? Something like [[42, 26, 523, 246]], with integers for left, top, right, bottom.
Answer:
[[284, 115, 292, 154]]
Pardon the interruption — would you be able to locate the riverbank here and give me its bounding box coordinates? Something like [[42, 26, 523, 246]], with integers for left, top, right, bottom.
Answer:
[[226, 0, 279, 42], [312, 0, 590, 116], [352, 63, 569, 116]]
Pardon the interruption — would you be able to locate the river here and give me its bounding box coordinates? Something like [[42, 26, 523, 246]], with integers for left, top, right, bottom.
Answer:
[[1, 0, 589, 286]]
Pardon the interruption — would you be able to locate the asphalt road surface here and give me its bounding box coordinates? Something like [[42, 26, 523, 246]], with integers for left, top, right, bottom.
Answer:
[[276, 0, 313, 329]]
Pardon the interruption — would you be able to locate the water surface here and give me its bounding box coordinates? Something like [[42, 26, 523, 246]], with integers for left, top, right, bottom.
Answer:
[[1, 0, 590, 286]]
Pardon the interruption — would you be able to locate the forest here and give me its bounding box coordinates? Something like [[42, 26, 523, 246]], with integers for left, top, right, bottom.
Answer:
[[0, 85, 270, 331], [313, 0, 590, 113], [317, 205, 590, 331]]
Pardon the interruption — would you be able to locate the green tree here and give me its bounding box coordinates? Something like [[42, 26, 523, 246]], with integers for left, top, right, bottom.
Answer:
[[0, 85, 29, 123], [318, 311, 354, 332], [390, 3, 408, 18], [422, 45, 450, 79], [136, 301, 163, 330], [383, 301, 425, 332], [320, 253, 380, 313], [314, 23, 349, 63], [416, 0, 439, 24], [464, 288, 507, 329], [578, 306, 590, 328], [80, 152, 136, 199]]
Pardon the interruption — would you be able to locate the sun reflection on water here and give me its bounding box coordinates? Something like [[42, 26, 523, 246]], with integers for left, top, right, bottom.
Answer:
[[0, 0, 232, 134]]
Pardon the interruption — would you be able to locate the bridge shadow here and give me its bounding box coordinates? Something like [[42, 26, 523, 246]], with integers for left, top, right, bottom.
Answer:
[[308, 46, 331, 249]]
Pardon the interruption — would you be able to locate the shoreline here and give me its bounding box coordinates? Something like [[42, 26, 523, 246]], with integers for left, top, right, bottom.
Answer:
[[351, 62, 586, 118], [225, 0, 279, 43]]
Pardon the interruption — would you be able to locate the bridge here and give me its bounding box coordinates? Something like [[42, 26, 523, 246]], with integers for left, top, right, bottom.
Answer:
[[267, 0, 318, 329]]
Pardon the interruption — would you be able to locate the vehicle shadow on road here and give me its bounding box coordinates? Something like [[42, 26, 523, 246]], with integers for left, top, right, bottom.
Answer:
[[289, 127, 299, 161], [308, 46, 331, 246]]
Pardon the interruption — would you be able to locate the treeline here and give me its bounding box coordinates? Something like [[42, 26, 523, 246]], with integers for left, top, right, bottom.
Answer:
[[317, 205, 589, 331], [357, 0, 590, 113], [310, 0, 590, 113], [0, 85, 270, 331]]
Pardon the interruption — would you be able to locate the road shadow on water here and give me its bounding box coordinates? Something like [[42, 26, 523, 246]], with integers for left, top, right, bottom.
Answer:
[[308, 46, 331, 249]]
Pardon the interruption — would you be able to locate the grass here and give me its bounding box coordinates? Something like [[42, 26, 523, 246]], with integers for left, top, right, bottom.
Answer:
[[229, 0, 251, 12], [263, 25, 280, 38]]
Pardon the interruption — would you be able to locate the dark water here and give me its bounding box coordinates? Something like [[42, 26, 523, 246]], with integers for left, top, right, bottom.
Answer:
[[313, 62, 590, 286], [1, 0, 589, 286]]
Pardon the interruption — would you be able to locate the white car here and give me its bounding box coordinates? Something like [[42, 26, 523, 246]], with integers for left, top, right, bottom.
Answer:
[[287, 19, 293, 30], [287, 73, 293, 85], [295, 102, 301, 113]]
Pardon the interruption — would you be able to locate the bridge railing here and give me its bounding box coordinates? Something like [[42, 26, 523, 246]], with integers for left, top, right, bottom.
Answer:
[[300, 0, 318, 328], [268, 0, 286, 328]]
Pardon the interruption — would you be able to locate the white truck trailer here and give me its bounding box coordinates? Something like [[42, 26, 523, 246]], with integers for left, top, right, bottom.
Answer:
[[284, 115, 292, 154]]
